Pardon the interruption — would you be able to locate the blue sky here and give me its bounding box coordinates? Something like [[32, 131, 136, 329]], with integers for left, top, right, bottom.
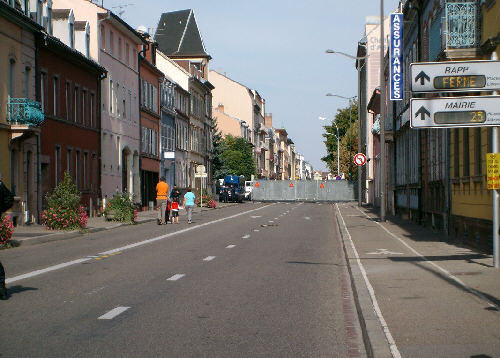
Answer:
[[103, 0, 401, 171]]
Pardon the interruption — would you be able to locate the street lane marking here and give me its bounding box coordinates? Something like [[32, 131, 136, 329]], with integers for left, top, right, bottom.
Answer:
[[203, 256, 216, 261], [254, 229, 260, 232], [336, 204, 402, 358], [367, 248, 404, 255], [5, 204, 275, 284], [226, 245, 236, 249], [250, 215, 262, 218], [98, 306, 130, 320], [304, 217, 311, 220], [274, 217, 278, 220], [354, 205, 500, 311], [269, 220, 274, 223], [167, 274, 185, 281], [242, 235, 251, 239]]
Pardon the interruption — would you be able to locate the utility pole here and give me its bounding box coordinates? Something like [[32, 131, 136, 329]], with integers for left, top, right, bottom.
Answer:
[[379, 0, 386, 222]]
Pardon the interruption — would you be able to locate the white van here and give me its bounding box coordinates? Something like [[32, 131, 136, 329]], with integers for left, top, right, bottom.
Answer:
[[244, 181, 254, 200]]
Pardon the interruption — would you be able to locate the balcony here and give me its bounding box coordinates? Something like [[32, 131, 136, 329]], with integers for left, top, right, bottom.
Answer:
[[444, 1, 481, 58], [7, 99, 45, 127]]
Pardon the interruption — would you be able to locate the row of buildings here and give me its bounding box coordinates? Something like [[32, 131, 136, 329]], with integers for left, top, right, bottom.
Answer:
[[0, 0, 311, 226], [210, 70, 313, 181], [358, 0, 500, 251]]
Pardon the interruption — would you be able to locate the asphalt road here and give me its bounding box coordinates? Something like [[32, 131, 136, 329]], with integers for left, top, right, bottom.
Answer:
[[0, 202, 365, 358]]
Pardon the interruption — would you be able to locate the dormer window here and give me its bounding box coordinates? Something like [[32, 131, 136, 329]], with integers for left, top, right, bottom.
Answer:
[[69, 21, 74, 48]]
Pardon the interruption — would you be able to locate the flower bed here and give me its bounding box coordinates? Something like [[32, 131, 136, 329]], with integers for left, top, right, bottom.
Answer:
[[104, 193, 137, 223], [0, 214, 14, 247]]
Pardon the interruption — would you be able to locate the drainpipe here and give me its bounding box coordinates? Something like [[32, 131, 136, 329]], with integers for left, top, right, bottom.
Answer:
[[138, 41, 150, 206], [492, 51, 499, 268], [35, 33, 41, 224]]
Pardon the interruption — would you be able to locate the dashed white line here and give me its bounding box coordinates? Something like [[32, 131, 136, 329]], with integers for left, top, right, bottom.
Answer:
[[226, 245, 236, 249], [254, 229, 260, 232], [167, 274, 185, 281], [269, 220, 274, 223], [98, 306, 130, 320], [242, 235, 251, 239], [304, 217, 311, 220], [6, 204, 275, 284], [203, 256, 216, 261]]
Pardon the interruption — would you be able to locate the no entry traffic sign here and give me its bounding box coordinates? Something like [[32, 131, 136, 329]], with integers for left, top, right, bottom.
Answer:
[[354, 153, 367, 166]]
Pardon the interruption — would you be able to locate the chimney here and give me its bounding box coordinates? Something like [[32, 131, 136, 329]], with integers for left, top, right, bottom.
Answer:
[[265, 113, 273, 128], [217, 103, 224, 112]]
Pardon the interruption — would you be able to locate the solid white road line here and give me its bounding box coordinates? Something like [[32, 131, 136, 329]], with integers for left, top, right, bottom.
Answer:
[[203, 256, 216, 261], [167, 274, 185, 281], [98, 306, 130, 320], [6, 204, 275, 284], [242, 235, 251, 239], [226, 245, 236, 249], [336, 204, 402, 358], [354, 205, 500, 311]]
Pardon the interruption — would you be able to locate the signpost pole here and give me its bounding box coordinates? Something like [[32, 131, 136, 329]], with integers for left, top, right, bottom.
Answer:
[[379, 0, 386, 222], [493, 52, 499, 269]]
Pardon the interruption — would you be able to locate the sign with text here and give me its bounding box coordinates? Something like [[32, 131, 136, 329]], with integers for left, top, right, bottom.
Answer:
[[411, 60, 500, 93], [410, 96, 500, 128], [390, 13, 403, 100], [487, 153, 500, 189]]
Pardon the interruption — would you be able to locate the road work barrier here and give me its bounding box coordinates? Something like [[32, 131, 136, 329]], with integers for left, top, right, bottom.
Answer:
[[252, 180, 357, 202]]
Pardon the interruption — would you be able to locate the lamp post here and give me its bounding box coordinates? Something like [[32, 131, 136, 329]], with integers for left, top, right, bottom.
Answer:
[[326, 94, 357, 180], [319, 116, 339, 177], [379, 0, 386, 222]]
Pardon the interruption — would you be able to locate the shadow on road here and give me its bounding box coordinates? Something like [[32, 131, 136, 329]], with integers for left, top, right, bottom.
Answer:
[[5, 285, 38, 298]]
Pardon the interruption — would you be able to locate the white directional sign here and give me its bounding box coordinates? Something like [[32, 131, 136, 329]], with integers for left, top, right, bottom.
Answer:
[[411, 60, 500, 92], [410, 96, 500, 128]]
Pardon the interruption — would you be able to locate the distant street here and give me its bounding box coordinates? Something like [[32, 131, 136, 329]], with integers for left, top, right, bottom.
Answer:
[[0, 203, 365, 358]]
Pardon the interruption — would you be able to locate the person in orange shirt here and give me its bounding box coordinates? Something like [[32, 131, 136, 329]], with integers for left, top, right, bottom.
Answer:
[[156, 177, 169, 225]]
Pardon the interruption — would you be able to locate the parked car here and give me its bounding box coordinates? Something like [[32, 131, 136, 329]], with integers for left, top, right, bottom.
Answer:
[[244, 181, 254, 200], [219, 175, 245, 203]]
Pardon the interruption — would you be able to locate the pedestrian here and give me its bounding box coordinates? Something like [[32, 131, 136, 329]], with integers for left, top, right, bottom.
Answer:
[[171, 199, 179, 224], [0, 261, 7, 300], [183, 187, 196, 224], [171, 185, 181, 203], [156, 177, 169, 225]]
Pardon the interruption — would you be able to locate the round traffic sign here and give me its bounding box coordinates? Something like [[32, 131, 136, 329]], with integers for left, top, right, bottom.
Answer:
[[353, 153, 367, 166]]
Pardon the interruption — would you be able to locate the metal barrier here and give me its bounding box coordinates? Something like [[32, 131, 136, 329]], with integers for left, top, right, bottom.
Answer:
[[252, 180, 357, 202]]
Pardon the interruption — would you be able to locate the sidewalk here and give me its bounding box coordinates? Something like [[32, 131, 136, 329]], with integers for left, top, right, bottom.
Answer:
[[336, 202, 500, 358], [10, 201, 239, 247]]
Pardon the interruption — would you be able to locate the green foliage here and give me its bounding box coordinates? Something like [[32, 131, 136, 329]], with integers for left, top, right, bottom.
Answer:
[[214, 134, 256, 180], [45, 172, 80, 211], [105, 193, 136, 223], [322, 100, 359, 179], [42, 172, 87, 230]]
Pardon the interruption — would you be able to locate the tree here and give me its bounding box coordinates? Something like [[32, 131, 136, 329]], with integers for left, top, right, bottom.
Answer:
[[322, 100, 358, 179], [211, 119, 225, 179], [215, 134, 256, 180]]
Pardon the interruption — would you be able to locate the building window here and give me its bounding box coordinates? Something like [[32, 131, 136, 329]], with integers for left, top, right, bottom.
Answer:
[[74, 86, 79, 122], [128, 90, 132, 121], [67, 148, 72, 175], [83, 151, 88, 190], [118, 38, 122, 61], [66, 82, 71, 120], [100, 25, 105, 50], [110, 79, 113, 113], [115, 82, 120, 117], [90, 93, 95, 128], [110, 31, 114, 55], [53, 76, 59, 116], [24, 67, 30, 98], [40, 72, 47, 112], [75, 150, 80, 189], [474, 128, 481, 175], [8, 59, 15, 99], [86, 32, 90, 58], [126, 43, 130, 65], [463, 128, 470, 177], [69, 21, 74, 49], [55, 145, 61, 185], [122, 86, 126, 118], [82, 90, 87, 126]]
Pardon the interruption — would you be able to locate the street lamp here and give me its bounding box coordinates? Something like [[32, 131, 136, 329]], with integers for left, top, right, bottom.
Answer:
[[326, 94, 357, 181], [319, 116, 339, 177]]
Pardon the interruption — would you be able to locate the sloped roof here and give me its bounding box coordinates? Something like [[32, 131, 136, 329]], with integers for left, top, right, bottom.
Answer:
[[154, 9, 209, 58]]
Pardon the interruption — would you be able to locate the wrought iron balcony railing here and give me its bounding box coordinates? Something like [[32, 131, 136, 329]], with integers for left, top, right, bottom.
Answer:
[[7, 98, 45, 126], [445, 1, 481, 49]]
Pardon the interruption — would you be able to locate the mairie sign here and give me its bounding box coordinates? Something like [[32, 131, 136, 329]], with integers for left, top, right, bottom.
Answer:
[[390, 13, 403, 101], [410, 96, 500, 128], [411, 60, 500, 93]]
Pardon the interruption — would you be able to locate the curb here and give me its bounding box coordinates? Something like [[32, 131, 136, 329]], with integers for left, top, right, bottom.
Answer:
[[12, 202, 240, 247], [335, 206, 393, 358]]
